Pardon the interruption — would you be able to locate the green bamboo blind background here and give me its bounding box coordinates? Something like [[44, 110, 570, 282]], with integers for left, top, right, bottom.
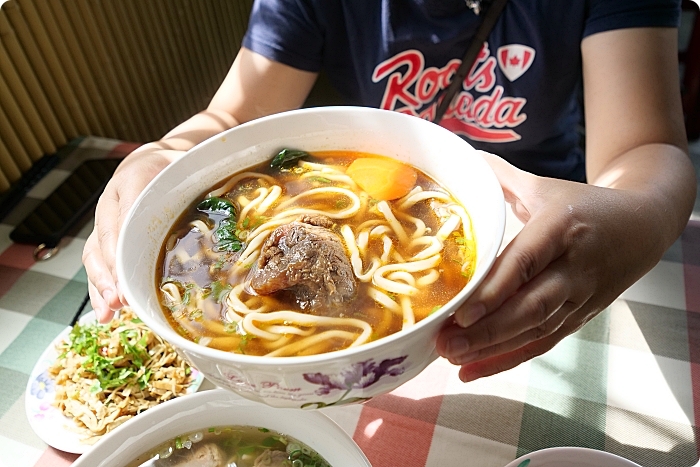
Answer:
[[0, 0, 253, 193]]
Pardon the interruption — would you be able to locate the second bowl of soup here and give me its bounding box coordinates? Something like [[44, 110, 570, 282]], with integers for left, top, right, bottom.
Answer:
[[117, 106, 506, 408]]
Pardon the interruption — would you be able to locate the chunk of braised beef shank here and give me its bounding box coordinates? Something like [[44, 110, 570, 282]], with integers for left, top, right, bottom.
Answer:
[[249, 214, 356, 313], [165, 443, 225, 467], [253, 449, 290, 467]]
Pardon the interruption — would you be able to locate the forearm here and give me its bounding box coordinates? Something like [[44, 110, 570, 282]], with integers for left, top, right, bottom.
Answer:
[[136, 108, 240, 155], [134, 48, 316, 157], [589, 142, 696, 252]]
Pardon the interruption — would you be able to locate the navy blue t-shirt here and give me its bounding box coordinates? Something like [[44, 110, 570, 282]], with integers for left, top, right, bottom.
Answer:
[[243, 0, 680, 181]]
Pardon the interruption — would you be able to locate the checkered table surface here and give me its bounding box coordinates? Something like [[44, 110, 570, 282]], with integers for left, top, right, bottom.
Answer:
[[1, 137, 699, 467]]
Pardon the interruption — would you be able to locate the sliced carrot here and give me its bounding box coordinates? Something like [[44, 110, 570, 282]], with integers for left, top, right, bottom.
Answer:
[[346, 157, 418, 201]]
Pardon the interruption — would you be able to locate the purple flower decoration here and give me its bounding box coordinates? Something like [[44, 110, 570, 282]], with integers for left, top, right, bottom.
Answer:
[[304, 356, 407, 396], [31, 371, 54, 399]]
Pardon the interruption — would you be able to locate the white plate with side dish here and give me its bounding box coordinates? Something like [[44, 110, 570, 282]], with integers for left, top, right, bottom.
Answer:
[[25, 310, 204, 454]]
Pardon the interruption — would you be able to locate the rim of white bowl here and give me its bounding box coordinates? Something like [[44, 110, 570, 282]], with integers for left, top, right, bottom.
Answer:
[[502, 447, 642, 467], [116, 106, 506, 367], [72, 388, 372, 467]]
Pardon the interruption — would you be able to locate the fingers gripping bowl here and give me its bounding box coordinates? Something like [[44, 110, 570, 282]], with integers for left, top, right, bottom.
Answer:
[[117, 107, 506, 408]]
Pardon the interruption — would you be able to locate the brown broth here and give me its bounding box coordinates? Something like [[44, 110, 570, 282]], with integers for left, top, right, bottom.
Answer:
[[156, 151, 475, 356]]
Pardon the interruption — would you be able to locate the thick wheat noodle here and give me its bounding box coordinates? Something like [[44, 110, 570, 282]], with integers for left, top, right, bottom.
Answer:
[[357, 223, 391, 254], [377, 201, 410, 245], [236, 228, 273, 265], [207, 172, 276, 198], [436, 213, 461, 242], [357, 230, 369, 253], [165, 233, 179, 251], [265, 330, 363, 357], [373, 254, 442, 295], [392, 250, 406, 263], [301, 171, 357, 187], [202, 247, 220, 261], [265, 325, 316, 336], [226, 283, 266, 317], [341, 225, 362, 275], [341, 225, 381, 281], [357, 257, 381, 282], [445, 205, 476, 274], [397, 186, 424, 206], [236, 250, 260, 271], [358, 219, 388, 231], [206, 336, 240, 351], [226, 309, 244, 323], [274, 187, 361, 219], [193, 290, 204, 316], [367, 286, 401, 313], [242, 215, 298, 246], [173, 245, 193, 264], [397, 190, 452, 210], [387, 270, 416, 286], [174, 247, 197, 265], [160, 283, 182, 304], [238, 195, 251, 207], [189, 219, 211, 235], [384, 272, 416, 329], [381, 235, 393, 263], [197, 337, 213, 347], [409, 236, 443, 260], [241, 320, 279, 340], [260, 335, 294, 350], [241, 311, 372, 345], [238, 187, 268, 223], [449, 204, 474, 241], [298, 160, 341, 171], [173, 317, 201, 339], [395, 211, 428, 238], [416, 269, 440, 287], [257, 185, 282, 213], [370, 225, 392, 237]]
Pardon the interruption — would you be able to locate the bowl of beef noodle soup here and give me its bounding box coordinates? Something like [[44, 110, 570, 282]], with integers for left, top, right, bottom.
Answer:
[[71, 388, 371, 467], [117, 107, 506, 408]]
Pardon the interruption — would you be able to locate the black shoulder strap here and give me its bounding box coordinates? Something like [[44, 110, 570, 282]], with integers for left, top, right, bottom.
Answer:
[[433, 0, 510, 124]]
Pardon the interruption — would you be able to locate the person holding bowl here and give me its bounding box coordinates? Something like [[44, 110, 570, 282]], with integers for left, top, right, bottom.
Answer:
[[83, 0, 696, 383]]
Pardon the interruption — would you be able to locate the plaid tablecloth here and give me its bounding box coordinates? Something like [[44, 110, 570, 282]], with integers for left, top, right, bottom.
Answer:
[[1, 136, 699, 467]]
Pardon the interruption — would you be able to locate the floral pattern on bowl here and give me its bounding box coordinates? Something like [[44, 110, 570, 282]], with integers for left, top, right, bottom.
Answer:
[[301, 356, 407, 408]]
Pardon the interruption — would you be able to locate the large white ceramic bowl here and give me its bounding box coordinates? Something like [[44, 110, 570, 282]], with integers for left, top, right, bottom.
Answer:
[[117, 106, 506, 409], [72, 389, 371, 467], [503, 447, 642, 467]]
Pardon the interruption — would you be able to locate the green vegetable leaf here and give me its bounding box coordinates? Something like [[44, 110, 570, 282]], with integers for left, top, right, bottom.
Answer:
[[309, 176, 332, 183], [197, 197, 237, 217], [261, 436, 280, 447], [209, 281, 233, 303], [197, 197, 243, 252], [270, 148, 310, 168], [213, 218, 243, 252], [64, 320, 155, 392], [237, 445, 257, 456], [238, 334, 256, 354]]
